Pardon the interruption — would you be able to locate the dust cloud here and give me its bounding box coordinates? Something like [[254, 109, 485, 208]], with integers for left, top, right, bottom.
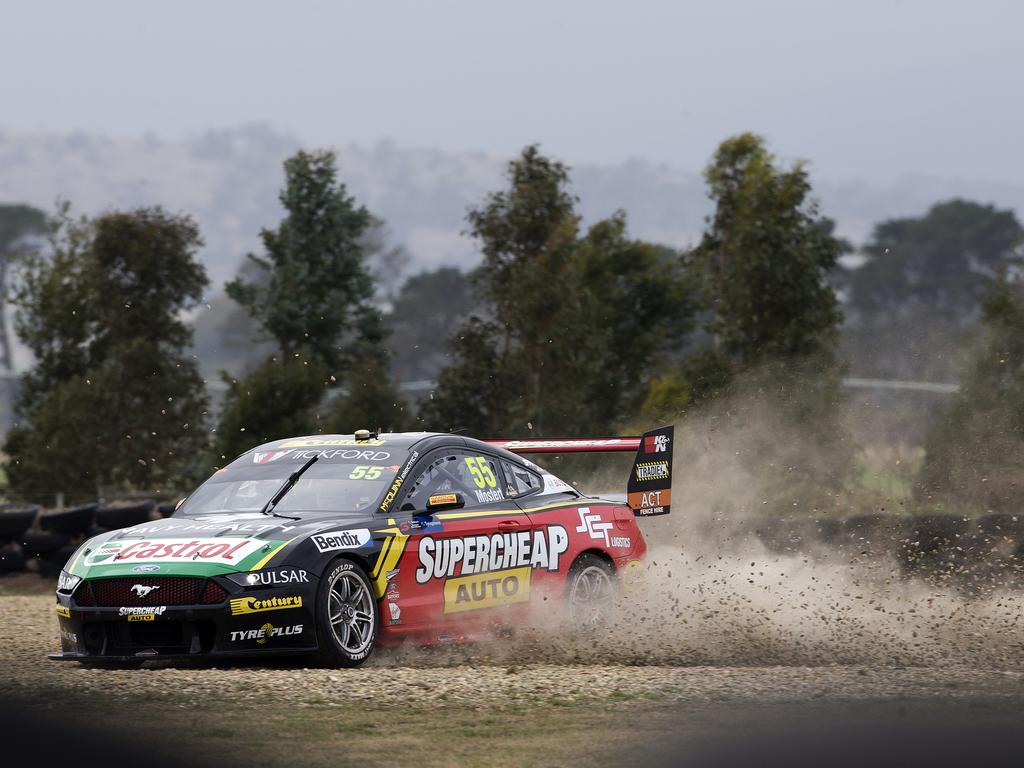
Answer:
[[383, 377, 1024, 670], [582, 381, 1024, 669]]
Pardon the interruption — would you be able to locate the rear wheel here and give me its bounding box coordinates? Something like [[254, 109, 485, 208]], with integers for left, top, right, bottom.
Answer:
[[566, 554, 616, 629], [314, 559, 378, 667]]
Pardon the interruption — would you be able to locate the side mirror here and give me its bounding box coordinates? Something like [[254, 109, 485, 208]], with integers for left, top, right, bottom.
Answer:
[[425, 492, 465, 512]]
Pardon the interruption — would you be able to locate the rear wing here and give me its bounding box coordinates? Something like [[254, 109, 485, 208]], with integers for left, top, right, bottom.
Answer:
[[484, 425, 673, 517]]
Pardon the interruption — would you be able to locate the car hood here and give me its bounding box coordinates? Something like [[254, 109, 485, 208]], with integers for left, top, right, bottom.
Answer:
[[65, 512, 372, 579]]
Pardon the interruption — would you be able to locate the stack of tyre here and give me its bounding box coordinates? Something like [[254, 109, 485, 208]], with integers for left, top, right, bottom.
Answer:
[[0, 500, 167, 577], [756, 511, 1024, 588]]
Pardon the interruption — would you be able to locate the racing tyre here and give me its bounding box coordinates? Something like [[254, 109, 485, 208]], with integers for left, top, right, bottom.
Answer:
[[314, 559, 378, 667], [566, 553, 616, 629]]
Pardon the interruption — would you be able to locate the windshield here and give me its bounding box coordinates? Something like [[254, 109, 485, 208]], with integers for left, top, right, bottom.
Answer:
[[177, 453, 404, 516]]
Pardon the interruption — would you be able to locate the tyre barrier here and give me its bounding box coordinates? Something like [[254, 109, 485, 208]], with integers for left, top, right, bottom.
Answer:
[[95, 500, 157, 530], [39, 503, 98, 536], [0, 498, 166, 579], [0, 544, 26, 573], [19, 530, 71, 558], [0, 505, 40, 540], [840, 512, 904, 559]]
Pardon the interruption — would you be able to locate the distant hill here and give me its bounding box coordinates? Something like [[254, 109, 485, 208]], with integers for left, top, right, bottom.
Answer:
[[4, 124, 1022, 291]]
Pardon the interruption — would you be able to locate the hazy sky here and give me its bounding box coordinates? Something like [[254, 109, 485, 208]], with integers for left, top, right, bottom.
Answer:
[[2, 0, 1019, 184]]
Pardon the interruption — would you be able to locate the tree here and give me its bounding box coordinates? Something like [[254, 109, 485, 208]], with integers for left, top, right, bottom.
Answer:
[[420, 146, 696, 435], [695, 133, 843, 364], [217, 149, 403, 456], [226, 149, 376, 371], [4, 207, 209, 501], [844, 200, 1023, 380], [214, 355, 329, 462], [0, 204, 47, 373], [920, 272, 1024, 511], [387, 267, 476, 381], [649, 134, 849, 513]]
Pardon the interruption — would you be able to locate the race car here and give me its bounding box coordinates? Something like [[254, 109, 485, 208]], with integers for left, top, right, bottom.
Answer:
[[49, 427, 673, 667]]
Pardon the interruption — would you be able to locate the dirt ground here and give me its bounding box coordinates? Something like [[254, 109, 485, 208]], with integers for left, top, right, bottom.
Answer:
[[5, 577, 1024, 767]]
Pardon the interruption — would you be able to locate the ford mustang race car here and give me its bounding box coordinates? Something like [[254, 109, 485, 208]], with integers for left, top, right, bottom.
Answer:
[[50, 427, 673, 667]]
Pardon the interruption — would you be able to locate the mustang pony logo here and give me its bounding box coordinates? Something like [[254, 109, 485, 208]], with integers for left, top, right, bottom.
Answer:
[[130, 584, 160, 598]]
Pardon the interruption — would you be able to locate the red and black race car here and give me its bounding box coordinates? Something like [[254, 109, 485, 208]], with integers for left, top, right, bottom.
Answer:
[[50, 427, 673, 667]]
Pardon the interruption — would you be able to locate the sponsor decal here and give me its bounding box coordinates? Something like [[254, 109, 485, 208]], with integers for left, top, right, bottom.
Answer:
[[399, 518, 444, 535], [627, 489, 671, 516], [634, 460, 670, 482], [230, 595, 303, 615], [543, 474, 574, 493], [611, 536, 631, 548], [428, 493, 459, 507], [311, 529, 371, 553], [57, 572, 79, 591], [60, 628, 77, 644], [55, 605, 71, 618], [279, 438, 383, 448], [253, 449, 292, 464], [443, 566, 531, 614], [500, 439, 633, 450], [474, 488, 504, 504], [130, 584, 160, 598], [416, 526, 569, 584], [119, 606, 167, 617], [293, 449, 391, 461], [379, 450, 419, 513], [132, 565, 161, 574], [84, 537, 266, 567], [128, 614, 156, 622], [621, 559, 646, 591], [244, 569, 309, 586], [644, 433, 670, 453], [129, 521, 282, 535], [256, 447, 392, 462], [230, 623, 303, 644], [388, 602, 401, 625], [575, 508, 612, 547]]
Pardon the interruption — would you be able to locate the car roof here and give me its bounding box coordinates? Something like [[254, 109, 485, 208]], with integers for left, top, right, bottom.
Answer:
[[248, 432, 531, 465], [250, 432, 443, 452]]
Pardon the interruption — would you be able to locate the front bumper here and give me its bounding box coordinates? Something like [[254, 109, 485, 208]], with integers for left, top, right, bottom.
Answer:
[[52, 576, 319, 661]]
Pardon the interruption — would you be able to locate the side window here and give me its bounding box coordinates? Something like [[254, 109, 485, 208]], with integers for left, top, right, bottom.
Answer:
[[501, 460, 542, 498], [402, 451, 506, 510]]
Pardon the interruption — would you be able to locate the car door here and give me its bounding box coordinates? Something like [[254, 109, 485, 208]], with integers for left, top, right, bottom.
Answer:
[[382, 448, 528, 637]]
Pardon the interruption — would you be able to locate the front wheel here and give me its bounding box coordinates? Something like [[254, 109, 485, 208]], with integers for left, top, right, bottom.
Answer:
[[314, 559, 378, 667], [566, 553, 616, 629]]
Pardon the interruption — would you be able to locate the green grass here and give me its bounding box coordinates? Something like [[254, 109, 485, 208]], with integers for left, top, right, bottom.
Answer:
[[6, 687, 675, 768]]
